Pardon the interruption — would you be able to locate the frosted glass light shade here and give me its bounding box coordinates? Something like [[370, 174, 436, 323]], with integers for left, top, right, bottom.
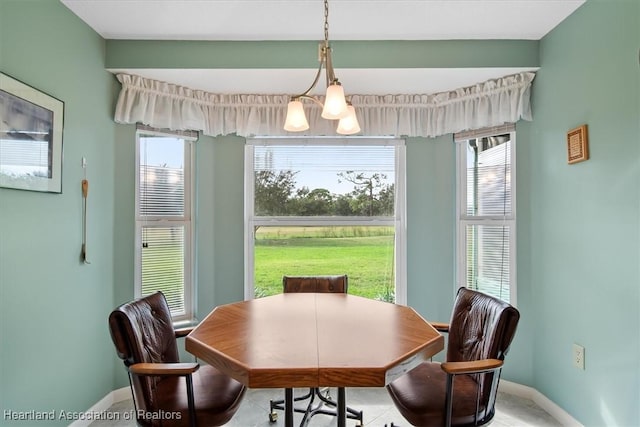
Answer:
[[321, 84, 349, 120], [284, 100, 309, 132], [336, 105, 361, 135]]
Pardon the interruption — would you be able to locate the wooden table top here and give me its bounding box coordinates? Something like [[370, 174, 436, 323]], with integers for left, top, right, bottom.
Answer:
[[186, 293, 443, 389]]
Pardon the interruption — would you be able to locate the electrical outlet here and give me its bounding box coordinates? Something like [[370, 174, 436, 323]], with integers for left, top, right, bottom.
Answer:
[[573, 343, 585, 370]]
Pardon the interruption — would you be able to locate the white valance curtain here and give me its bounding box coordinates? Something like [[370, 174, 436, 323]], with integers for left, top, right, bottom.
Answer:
[[114, 72, 535, 138]]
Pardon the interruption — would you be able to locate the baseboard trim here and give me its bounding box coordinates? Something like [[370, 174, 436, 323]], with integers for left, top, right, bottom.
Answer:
[[68, 387, 131, 427], [75, 383, 581, 427], [499, 380, 583, 426]]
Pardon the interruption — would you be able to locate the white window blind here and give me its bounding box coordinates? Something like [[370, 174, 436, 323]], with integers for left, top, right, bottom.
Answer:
[[139, 163, 185, 216], [465, 136, 512, 217], [135, 129, 194, 320], [140, 225, 186, 313], [456, 125, 516, 304]]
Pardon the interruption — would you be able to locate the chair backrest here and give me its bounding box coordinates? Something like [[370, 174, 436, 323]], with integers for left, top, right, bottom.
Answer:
[[447, 287, 520, 416], [447, 287, 519, 363], [282, 275, 348, 293], [108, 291, 179, 415]]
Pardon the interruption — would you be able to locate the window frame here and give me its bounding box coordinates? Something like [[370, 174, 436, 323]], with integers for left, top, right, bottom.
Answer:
[[244, 137, 407, 304], [455, 125, 517, 305], [134, 127, 196, 321]]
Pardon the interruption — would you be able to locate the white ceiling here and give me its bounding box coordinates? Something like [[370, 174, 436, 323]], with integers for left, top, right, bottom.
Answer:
[[61, 0, 585, 95], [61, 0, 585, 41]]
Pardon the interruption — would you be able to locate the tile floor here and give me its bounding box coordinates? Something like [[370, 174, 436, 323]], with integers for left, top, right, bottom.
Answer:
[[91, 387, 561, 426]]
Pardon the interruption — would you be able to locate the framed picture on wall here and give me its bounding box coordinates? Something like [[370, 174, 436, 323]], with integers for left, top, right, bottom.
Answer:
[[566, 124, 588, 165], [0, 72, 64, 193]]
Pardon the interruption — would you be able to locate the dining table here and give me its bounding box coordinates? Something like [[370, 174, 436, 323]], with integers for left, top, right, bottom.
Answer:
[[185, 293, 444, 427]]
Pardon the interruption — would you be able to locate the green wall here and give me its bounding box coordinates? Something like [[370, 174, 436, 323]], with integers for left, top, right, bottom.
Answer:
[[527, 0, 640, 424], [112, 123, 136, 389], [195, 135, 247, 312], [0, 0, 118, 424], [405, 136, 456, 324], [2, 0, 639, 425], [105, 39, 539, 69]]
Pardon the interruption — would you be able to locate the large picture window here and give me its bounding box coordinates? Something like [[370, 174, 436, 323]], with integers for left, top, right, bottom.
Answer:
[[135, 128, 195, 320], [245, 138, 406, 303], [456, 125, 516, 304]]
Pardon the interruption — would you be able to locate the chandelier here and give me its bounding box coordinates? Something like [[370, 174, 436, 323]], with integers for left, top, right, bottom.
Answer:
[[283, 0, 361, 135]]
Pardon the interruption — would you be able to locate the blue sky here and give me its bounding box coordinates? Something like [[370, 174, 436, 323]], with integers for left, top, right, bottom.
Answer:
[[140, 137, 396, 195]]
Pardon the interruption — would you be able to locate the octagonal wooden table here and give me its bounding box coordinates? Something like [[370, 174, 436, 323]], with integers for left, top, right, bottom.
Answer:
[[186, 293, 444, 427]]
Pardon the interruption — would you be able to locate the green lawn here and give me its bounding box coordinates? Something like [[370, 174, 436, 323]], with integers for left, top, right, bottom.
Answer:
[[254, 226, 395, 301], [141, 226, 185, 314], [141, 226, 397, 306]]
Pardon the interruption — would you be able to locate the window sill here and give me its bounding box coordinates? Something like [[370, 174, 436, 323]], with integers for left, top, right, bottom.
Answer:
[[173, 318, 199, 329]]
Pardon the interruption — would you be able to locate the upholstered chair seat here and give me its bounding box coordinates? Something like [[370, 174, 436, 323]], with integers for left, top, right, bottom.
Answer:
[[109, 291, 246, 427], [387, 287, 520, 427]]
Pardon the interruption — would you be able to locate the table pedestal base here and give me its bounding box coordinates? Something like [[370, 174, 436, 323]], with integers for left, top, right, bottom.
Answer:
[[269, 387, 363, 427]]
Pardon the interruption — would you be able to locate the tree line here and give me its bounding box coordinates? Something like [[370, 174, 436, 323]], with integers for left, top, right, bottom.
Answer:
[[255, 170, 394, 216]]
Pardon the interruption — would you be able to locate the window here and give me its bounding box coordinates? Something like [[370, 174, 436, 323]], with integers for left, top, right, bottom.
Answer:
[[135, 127, 196, 320], [245, 138, 406, 304], [455, 125, 516, 304]]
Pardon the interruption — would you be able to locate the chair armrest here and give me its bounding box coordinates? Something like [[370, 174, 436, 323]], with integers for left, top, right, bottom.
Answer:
[[174, 327, 194, 338], [129, 362, 199, 376], [430, 321, 449, 332], [441, 359, 503, 375]]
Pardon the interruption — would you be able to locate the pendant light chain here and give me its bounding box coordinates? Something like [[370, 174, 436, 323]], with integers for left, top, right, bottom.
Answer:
[[323, 0, 336, 86], [324, 0, 330, 45]]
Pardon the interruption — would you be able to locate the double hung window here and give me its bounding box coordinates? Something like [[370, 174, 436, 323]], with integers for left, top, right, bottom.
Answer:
[[245, 138, 406, 303], [456, 125, 516, 304], [135, 127, 195, 320]]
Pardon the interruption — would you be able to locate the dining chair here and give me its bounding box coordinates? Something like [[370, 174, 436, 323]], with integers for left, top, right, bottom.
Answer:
[[269, 275, 364, 427], [109, 291, 246, 427], [386, 287, 520, 427]]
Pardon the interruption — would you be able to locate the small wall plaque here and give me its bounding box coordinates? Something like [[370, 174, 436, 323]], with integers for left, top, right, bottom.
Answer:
[[567, 124, 589, 164]]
